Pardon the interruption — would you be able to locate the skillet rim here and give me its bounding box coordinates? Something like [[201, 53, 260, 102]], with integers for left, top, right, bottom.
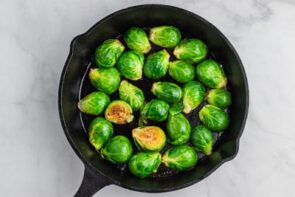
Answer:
[[58, 4, 249, 192]]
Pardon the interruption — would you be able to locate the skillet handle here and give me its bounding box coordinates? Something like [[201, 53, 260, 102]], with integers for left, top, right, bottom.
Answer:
[[74, 166, 111, 197]]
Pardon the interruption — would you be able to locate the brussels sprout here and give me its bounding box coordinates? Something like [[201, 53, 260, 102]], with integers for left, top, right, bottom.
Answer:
[[167, 112, 191, 145], [77, 91, 110, 115], [199, 105, 229, 131], [88, 117, 113, 151], [128, 152, 161, 178], [101, 135, 133, 164], [191, 125, 213, 155], [117, 51, 144, 81], [162, 145, 197, 171], [132, 126, 166, 152], [206, 89, 232, 109], [173, 39, 207, 63], [141, 99, 169, 123], [89, 68, 120, 94], [95, 39, 125, 68], [151, 82, 182, 104], [169, 102, 184, 115], [182, 81, 206, 114], [124, 27, 151, 54], [105, 100, 134, 124], [196, 60, 227, 88], [168, 60, 195, 83], [143, 50, 170, 80], [119, 80, 144, 111], [149, 26, 181, 48]]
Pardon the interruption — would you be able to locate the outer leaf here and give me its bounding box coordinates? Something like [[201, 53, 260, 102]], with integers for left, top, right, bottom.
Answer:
[[119, 80, 144, 111], [182, 81, 206, 114], [143, 50, 170, 80], [124, 27, 151, 53], [95, 39, 124, 68], [88, 117, 113, 150], [199, 105, 229, 131], [149, 26, 181, 48], [77, 91, 110, 115], [117, 51, 144, 81], [89, 67, 120, 94], [162, 145, 197, 171], [191, 125, 213, 155], [167, 113, 191, 145], [101, 135, 133, 164], [128, 152, 161, 178], [173, 39, 207, 63]]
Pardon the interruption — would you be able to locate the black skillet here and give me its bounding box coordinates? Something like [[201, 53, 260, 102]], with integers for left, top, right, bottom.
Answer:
[[58, 4, 249, 197]]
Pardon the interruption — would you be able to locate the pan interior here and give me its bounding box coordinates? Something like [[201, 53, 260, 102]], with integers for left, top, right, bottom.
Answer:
[[79, 29, 226, 178]]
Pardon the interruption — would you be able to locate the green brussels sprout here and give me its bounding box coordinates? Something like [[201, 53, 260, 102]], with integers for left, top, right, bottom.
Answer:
[[105, 100, 134, 124], [162, 145, 197, 171], [128, 152, 161, 178], [119, 80, 144, 111], [117, 51, 144, 81], [196, 60, 227, 88], [149, 26, 181, 48], [101, 135, 133, 164], [169, 102, 184, 115], [77, 91, 110, 115], [191, 125, 213, 155], [132, 126, 166, 152], [89, 68, 120, 94], [143, 50, 170, 80], [206, 89, 232, 109], [151, 82, 182, 104], [124, 27, 151, 54], [168, 60, 195, 83], [141, 99, 169, 123], [182, 81, 206, 114], [95, 39, 125, 68], [199, 105, 229, 131], [167, 112, 191, 145], [88, 117, 113, 151], [173, 39, 207, 63]]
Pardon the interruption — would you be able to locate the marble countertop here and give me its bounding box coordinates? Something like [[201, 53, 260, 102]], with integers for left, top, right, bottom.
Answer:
[[1, 0, 295, 196]]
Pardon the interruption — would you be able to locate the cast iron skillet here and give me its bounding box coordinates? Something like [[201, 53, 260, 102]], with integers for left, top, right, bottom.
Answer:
[[58, 4, 249, 197]]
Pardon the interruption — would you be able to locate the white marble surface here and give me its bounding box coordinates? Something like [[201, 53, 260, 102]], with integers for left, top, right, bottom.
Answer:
[[1, 0, 295, 196]]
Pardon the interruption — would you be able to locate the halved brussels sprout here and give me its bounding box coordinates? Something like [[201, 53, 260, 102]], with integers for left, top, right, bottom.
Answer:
[[182, 81, 206, 114], [168, 60, 195, 83], [124, 27, 151, 54], [151, 82, 182, 104], [149, 26, 181, 48], [105, 100, 134, 124], [162, 145, 197, 171], [119, 80, 144, 111], [173, 39, 207, 63], [77, 91, 110, 115], [101, 135, 133, 164], [89, 68, 120, 94], [128, 152, 161, 178], [196, 60, 227, 88], [191, 125, 213, 155], [132, 126, 166, 152], [95, 39, 125, 68], [117, 51, 144, 81], [207, 89, 232, 109], [143, 50, 170, 80], [88, 117, 113, 151], [167, 112, 191, 145], [141, 99, 169, 123], [199, 105, 229, 131]]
